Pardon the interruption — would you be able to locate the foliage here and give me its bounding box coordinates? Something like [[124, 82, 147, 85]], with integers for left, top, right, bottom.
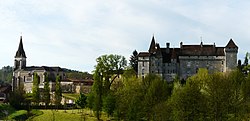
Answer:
[[0, 66, 13, 84], [92, 54, 127, 120], [129, 50, 138, 73], [86, 92, 94, 110], [55, 75, 62, 106], [7, 110, 28, 120], [103, 92, 116, 117], [0, 104, 16, 119], [75, 93, 87, 108], [66, 71, 92, 80], [171, 78, 208, 121], [43, 73, 50, 107], [32, 73, 40, 105], [9, 84, 26, 109]]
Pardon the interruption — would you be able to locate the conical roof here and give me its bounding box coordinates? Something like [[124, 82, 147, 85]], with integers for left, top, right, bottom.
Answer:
[[15, 36, 26, 58], [149, 36, 156, 53], [226, 39, 238, 48]]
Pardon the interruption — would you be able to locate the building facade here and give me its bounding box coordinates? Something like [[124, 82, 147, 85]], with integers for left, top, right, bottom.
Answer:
[[12, 36, 66, 93], [138, 36, 238, 81]]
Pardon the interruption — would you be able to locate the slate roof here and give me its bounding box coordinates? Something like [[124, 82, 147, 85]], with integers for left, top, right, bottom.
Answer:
[[15, 36, 26, 58], [226, 39, 238, 48], [138, 52, 150, 57], [179, 45, 225, 56], [23, 66, 63, 72]]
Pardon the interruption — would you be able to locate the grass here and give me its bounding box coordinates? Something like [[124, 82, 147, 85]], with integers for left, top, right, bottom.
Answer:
[[30, 109, 111, 121], [62, 93, 80, 100]]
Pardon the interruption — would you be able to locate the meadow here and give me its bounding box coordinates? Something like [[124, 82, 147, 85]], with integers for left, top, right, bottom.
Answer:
[[30, 109, 111, 121]]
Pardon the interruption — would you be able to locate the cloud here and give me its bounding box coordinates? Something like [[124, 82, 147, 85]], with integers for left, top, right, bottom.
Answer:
[[0, 0, 250, 72]]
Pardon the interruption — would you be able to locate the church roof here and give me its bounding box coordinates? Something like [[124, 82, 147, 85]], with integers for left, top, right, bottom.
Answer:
[[15, 36, 26, 58]]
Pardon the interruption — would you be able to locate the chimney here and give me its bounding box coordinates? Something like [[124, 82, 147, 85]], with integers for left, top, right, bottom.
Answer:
[[166, 43, 170, 48], [180, 42, 183, 49], [166, 42, 170, 53]]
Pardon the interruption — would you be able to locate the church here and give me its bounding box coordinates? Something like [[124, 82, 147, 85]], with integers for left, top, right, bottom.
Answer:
[[138, 36, 238, 81], [12, 36, 66, 93]]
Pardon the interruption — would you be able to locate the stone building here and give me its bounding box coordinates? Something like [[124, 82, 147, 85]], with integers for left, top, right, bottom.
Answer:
[[12, 36, 66, 93], [138, 36, 238, 81]]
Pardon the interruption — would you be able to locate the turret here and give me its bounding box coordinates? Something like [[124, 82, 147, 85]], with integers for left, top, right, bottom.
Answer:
[[224, 39, 238, 71]]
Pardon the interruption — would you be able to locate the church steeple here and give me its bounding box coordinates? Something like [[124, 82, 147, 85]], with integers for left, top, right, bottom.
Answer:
[[14, 36, 27, 70], [15, 36, 26, 58]]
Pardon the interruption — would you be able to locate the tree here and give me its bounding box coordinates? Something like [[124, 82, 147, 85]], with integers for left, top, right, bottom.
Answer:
[[95, 54, 127, 94], [171, 78, 208, 121], [92, 72, 103, 120], [44, 73, 50, 108], [32, 73, 40, 105], [55, 75, 62, 107], [129, 50, 138, 74], [92, 54, 127, 120], [9, 84, 26, 109], [103, 92, 116, 117], [76, 93, 87, 109]]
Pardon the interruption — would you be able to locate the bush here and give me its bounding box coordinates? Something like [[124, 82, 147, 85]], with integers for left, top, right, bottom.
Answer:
[[0, 104, 15, 119], [8, 110, 28, 120]]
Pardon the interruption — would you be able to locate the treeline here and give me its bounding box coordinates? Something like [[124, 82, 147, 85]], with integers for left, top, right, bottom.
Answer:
[[87, 68, 250, 120], [0, 66, 13, 84], [82, 54, 250, 120]]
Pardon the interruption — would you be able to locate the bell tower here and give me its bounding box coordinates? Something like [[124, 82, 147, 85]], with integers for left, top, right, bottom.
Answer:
[[14, 36, 27, 70]]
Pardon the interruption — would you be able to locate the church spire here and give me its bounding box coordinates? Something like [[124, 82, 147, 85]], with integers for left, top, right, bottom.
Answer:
[[15, 36, 26, 58]]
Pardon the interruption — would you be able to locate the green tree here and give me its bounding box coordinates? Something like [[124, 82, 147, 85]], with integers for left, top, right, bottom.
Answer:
[[171, 78, 208, 121], [92, 54, 127, 120], [44, 73, 50, 107], [76, 93, 87, 109], [92, 72, 103, 120], [129, 50, 138, 74], [9, 84, 26, 109], [55, 75, 62, 107], [103, 92, 116, 117], [32, 73, 40, 105]]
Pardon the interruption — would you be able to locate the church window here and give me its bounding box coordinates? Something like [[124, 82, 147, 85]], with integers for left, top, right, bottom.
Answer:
[[142, 69, 144, 75]]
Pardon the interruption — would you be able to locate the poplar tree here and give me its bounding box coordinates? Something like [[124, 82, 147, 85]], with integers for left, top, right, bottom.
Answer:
[[55, 75, 62, 107], [44, 73, 50, 107], [32, 73, 40, 105]]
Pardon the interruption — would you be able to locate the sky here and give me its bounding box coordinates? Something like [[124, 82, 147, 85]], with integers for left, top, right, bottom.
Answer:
[[0, 0, 250, 73]]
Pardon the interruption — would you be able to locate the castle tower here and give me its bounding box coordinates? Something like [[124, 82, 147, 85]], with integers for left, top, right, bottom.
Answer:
[[224, 39, 238, 71], [14, 36, 27, 70]]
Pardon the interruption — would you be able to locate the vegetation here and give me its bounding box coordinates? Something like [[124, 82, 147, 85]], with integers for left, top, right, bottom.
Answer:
[[32, 73, 40, 105], [31, 109, 110, 121], [129, 50, 138, 73], [43, 73, 50, 107], [0, 66, 13, 84], [55, 75, 62, 107]]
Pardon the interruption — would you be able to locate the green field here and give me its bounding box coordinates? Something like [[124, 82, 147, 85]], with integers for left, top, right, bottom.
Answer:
[[30, 109, 111, 121]]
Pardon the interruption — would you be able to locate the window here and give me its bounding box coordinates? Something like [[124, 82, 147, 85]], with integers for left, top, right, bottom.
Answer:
[[143, 62, 144, 66], [222, 61, 224, 65], [187, 62, 191, 67], [142, 69, 145, 75]]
